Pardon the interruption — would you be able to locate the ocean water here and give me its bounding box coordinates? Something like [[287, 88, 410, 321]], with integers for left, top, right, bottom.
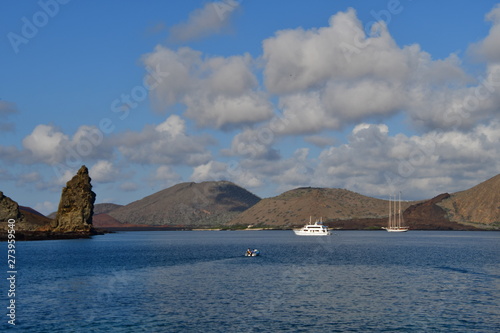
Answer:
[[2, 230, 499, 332]]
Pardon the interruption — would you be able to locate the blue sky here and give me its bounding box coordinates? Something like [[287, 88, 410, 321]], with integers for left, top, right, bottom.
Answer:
[[1, 0, 500, 214]]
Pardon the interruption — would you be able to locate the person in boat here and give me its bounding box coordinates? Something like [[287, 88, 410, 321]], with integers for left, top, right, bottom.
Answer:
[[246, 248, 252, 256]]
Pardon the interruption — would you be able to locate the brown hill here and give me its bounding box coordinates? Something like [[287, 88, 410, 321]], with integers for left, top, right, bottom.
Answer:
[[108, 181, 261, 227], [229, 187, 414, 228], [94, 203, 123, 215], [402, 193, 480, 230], [1, 192, 52, 231], [19, 206, 53, 229], [92, 213, 127, 228], [438, 174, 500, 226]]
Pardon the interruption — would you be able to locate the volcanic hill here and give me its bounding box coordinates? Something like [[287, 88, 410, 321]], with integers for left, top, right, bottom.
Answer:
[[107, 181, 261, 227], [228, 187, 415, 229], [437, 174, 500, 227]]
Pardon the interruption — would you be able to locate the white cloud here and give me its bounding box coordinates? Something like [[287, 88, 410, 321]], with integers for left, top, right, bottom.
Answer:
[[304, 135, 335, 148], [151, 165, 181, 184], [143, 47, 274, 129], [215, 119, 500, 200], [312, 122, 500, 199], [89, 160, 121, 183], [223, 127, 280, 160], [21, 124, 112, 166], [22, 124, 70, 165], [189, 159, 264, 189], [469, 4, 500, 63], [143, 46, 200, 110], [219, 147, 314, 195], [116, 115, 213, 165], [54, 169, 75, 186], [190, 160, 228, 182], [169, 1, 240, 42], [262, 9, 411, 95], [261, 8, 478, 133], [155, 114, 186, 137]]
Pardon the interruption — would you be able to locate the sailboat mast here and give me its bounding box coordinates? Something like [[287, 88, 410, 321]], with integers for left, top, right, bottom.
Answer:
[[392, 194, 398, 227], [388, 195, 391, 228], [398, 192, 401, 228]]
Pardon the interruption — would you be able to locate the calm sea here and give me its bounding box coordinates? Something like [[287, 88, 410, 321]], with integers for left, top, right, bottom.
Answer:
[[2, 231, 499, 332]]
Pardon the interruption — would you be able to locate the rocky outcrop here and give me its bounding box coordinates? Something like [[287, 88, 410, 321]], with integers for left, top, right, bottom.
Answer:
[[52, 165, 96, 233], [0, 192, 23, 228]]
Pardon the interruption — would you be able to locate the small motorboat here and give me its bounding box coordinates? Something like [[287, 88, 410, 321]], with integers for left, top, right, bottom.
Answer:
[[245, 249, 260, 257]]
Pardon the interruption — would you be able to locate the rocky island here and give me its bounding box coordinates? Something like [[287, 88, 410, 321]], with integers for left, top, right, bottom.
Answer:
[[0, 166, 99, 240]]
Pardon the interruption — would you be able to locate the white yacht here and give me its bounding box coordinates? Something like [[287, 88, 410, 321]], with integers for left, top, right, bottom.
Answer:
[[293, 217, 331, 236]]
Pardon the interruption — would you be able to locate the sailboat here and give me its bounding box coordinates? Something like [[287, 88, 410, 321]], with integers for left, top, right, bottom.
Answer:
[[383, 192, 409, 232]]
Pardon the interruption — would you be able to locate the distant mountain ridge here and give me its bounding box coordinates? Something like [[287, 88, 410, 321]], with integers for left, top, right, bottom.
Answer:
[[3, 173, 499, 234], [107, 181, 261, 227], [98, 174, 500, 230]]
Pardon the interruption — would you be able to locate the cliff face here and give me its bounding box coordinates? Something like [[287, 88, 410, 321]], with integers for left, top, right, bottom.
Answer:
[[52, 165, 96, 232], [0, 191, 22, 224], [0, 193, 53, 232], [438, 174, 500, 225]]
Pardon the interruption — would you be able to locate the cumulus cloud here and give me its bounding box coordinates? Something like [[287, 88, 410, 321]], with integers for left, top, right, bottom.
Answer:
[[190, 160, 228, 182], [469, 4, 500, 63], [222, 127, 280, 160], [146, 7, 497, 135], [150, 165, 182, 187], [190, 160, 264, 189], [89, 160, 121, 183], [224, 147, 314, 195], [263, 10, 410, 94], [304, 135, 335, 148], [116, 115, 213, 165], [261, 8, 482, 133], [21, 124, 113, 166], [312, 122, 500, 199], [22, 124, 70, 165], [53, 168, 76, 186], [169, 1, 240, 42], [215, 119, 500, 200], [143, 47, 274, 129]]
